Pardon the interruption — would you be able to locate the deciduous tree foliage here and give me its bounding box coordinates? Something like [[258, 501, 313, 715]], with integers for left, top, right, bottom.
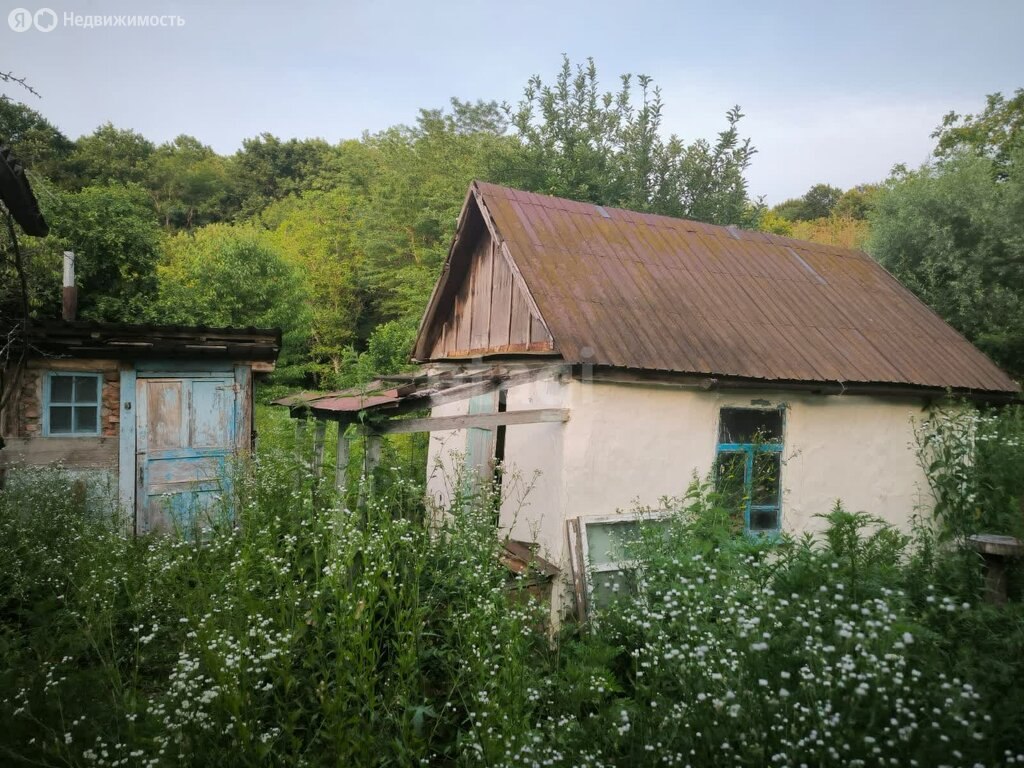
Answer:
[[933, 88, 1024, 169], [772, 183, 844, 222], [45, 182, 164, 321], [260, 188, 364, 379], [0, 96, 73, 182], [68, 123, 155, 187], [868, 148, 1024, 377], [500, 56, 757, 225], [148, 135, 229, 229], [152, 224, 309, 370]]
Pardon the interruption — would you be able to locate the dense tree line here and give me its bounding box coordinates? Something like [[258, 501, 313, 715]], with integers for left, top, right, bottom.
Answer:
[[0, 57, 756, 386], [2, 60, 1022, 382]]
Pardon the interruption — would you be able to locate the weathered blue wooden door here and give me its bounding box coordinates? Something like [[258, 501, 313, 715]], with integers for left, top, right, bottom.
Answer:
[[136, 375, 237, 533]]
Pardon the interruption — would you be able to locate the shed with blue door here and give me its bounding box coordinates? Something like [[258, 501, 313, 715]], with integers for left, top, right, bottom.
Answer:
[[0, 320, 280, 533]]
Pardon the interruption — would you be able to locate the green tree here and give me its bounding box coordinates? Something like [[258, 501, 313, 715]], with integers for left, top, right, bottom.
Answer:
[[773, 183, 844, 222], [45, 182, 164, 321], [499, 56, 756, 225], [147, 135, 229, 229], [832, 184, 879, 220], [152, 224, 310, 369], [933, 89, 1024, 169], [225, 134, 333, 217], [68, 123, 155, 187], [868, 148, 1024, 377], [261, 187, 364, 381], [0, 97, 74, 182], [354, 102, 513, 333]]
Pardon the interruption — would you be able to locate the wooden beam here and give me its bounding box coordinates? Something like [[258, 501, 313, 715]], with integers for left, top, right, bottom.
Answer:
[[0, 436, 118, 469], [335, 428, 350, 493], [294, 418, 307, 490], [312, 419, 327, 479], [299, 363, 568, 423], [359, 408, 569, 435], [358, 434, 382, 509]]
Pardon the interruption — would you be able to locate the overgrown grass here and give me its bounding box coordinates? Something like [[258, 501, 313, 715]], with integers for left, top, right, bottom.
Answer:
[[1, 405, 1023, 766]]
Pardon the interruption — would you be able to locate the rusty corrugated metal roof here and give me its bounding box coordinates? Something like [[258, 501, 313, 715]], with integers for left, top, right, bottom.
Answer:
[[468, 181, 1018, 394]]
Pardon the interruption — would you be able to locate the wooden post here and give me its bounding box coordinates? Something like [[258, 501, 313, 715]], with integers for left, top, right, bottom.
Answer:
[[312, 419, 327, 479], [335, 425, 350, 495], [358, 434, 382, 509], [967, 534, 1024, 604], [294, 417, 307, 490]]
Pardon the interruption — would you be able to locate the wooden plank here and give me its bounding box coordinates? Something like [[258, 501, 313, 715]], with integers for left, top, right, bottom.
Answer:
[[454, 256, 473, 352], [469, 233, 493, 351], [386, 363, 566, 416], [335, 428, 350, 493], [294, 418, 307, 490], [300, 363, 568, 423], [358, 434, 383, 509], [118, 367, 137, 520], [0, 436, 118, 468], [489, 244, 514, 349], [530, 315, 550, 345], [509, 282, 533, 345], [312, 419, 327, 478], [27, 358, 119, 372], [361, 408, 569, 435], [234, 365, 251, 452]]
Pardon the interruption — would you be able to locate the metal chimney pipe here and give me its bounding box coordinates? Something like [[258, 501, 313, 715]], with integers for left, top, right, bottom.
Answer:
[[62, 250, 77, 321]]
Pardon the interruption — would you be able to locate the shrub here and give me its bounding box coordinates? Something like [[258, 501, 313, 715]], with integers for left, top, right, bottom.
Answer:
[[1, 450, 1023, 766]]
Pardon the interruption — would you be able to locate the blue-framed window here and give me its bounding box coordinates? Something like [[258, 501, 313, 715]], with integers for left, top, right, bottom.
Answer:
[[715, 407, 784, 534], [44, 372, 102, 436]]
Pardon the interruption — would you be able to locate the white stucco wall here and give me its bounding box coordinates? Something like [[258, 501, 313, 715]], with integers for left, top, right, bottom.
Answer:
[[425, 370, 934, 621], [559, 380, 931, 534]]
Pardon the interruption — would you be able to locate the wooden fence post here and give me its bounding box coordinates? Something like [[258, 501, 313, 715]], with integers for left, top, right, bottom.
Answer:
[[335, 425, 350, 496], [312, 419, 327, 480], [358, 434, 382, 509], [294, 417, 307, 490]]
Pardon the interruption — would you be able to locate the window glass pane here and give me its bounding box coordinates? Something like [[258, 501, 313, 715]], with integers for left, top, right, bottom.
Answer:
[[751, 452, 781, 506], [74, 375, 98, 403], [49, 406, 73, 433], [590, 568, 637, 609], [74, 406, 98, 434], [750, 508, 780, 532], [719, 408, 783, 444], [715, 451, 748, 512], [50, 375, 73, 403], [586, 521, 640, 566]]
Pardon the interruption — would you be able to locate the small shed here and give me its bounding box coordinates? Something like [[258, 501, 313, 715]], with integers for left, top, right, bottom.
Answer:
[[280, 181, 1021, 622], [0, 320, 280, 532]]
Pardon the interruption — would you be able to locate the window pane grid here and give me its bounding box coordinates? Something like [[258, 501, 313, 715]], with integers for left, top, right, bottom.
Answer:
[[46, 373, 101, 436]]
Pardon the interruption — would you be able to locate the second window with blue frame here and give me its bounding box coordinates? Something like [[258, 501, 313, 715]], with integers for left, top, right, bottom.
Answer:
[[715, 407, 784, 534]]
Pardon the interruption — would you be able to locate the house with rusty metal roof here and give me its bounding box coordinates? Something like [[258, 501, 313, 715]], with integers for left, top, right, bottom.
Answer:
[[282, 180, 1019, 621]]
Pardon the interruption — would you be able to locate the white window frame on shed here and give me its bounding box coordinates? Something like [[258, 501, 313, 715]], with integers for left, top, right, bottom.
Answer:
[[567, 511, 669, 619], [43, 371, 102, 437]]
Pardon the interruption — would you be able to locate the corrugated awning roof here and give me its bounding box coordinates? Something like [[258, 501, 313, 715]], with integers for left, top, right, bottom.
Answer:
[[462, 181, 1018, 394]]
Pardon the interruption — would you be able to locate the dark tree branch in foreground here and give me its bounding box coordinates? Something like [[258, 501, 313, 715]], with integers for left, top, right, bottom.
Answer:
[[0, 70, 40, 99]]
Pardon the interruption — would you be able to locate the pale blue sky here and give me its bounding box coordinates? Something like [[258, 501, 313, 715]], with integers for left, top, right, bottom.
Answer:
[[2, 0, 1022, 202]]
